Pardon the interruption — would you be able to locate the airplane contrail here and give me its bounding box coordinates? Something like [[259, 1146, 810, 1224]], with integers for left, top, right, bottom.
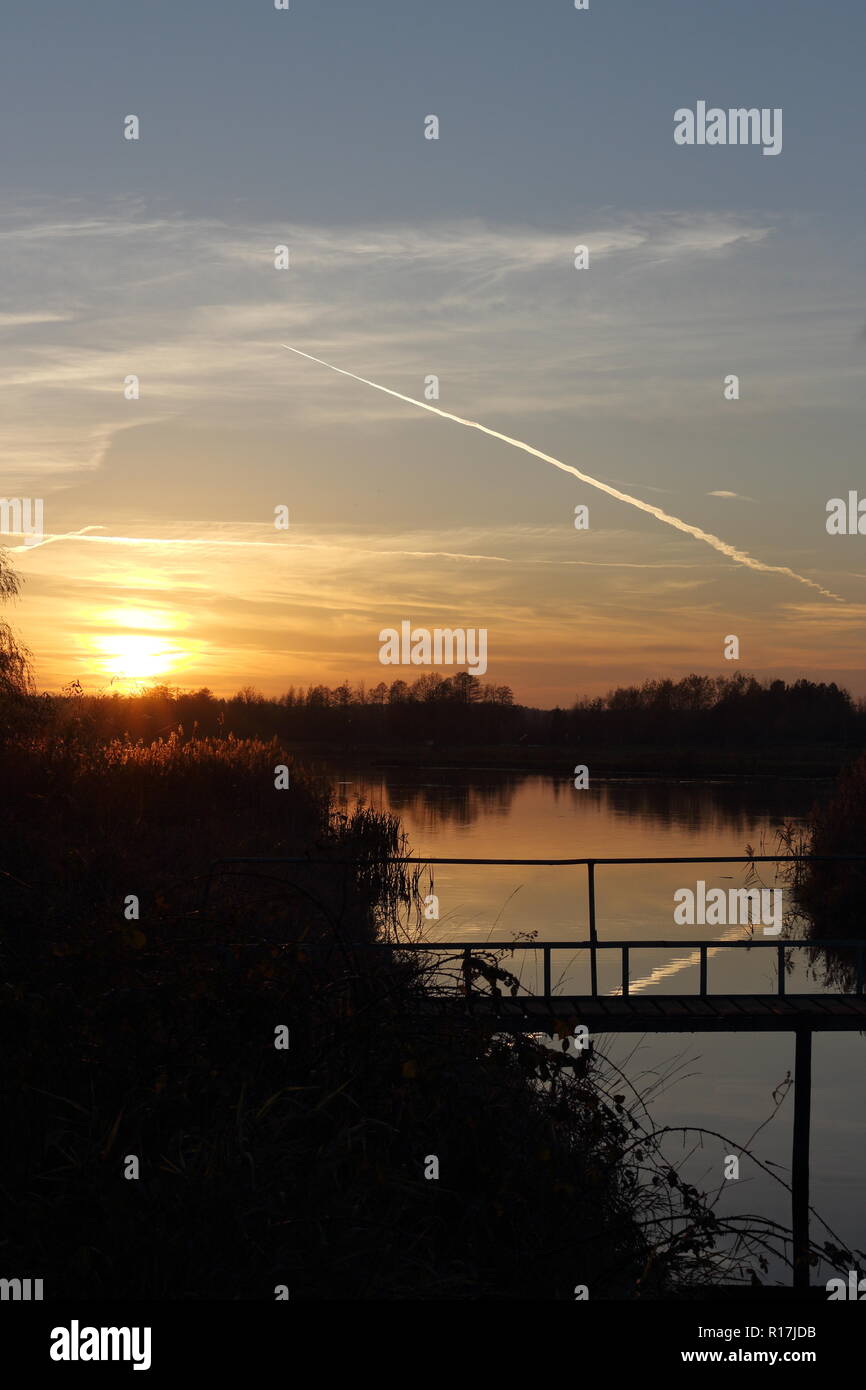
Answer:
[[281, 344, 842, 602]]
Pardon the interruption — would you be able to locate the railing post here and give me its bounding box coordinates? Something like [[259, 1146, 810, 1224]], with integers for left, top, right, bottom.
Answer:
[[621, 945, 629, 997], [857, 942, 864, 997], [587, 861, 598, 996], [699, 944, 707, 997], [792, 1028, 813, 1290], [543, 945, 551, 998], [463, 948, 472, 998], [777, 943, 786, 997]]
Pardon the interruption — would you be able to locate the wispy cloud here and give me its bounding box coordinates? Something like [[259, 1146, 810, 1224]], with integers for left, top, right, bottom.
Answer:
[[0, 201, 782, 487], [281, 345, 843, 603], [3, 198, 864, 696], [0, 311, 72, 328]]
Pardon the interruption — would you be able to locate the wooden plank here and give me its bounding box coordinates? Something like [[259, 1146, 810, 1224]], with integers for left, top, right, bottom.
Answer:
[[707, 997, 752, 1017], [582, 997, 615, 1017], [622, 996, 665, 1016], [808, 996, 864, 1017], [516, 997, 550, 1016], [732, 996, 773, 1015], [676, 998, 720, 1017], [596, 998, 642, 1015], [693, 997, 723, 1017], [549, 1002, 582, 1022], [756, 997, 801, 1016], [726, 996, 760, 1014], [554, 999, 609, 1018], [651, 998, 693, 1018], [795, 995, 833, 1014]]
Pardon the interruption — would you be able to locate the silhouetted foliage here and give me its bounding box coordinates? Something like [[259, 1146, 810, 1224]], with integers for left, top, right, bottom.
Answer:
[[28, 671, 862, 757], [1, 727, 743, 1299], [779, 755, 866, 990], [0, 547, 38, 742]]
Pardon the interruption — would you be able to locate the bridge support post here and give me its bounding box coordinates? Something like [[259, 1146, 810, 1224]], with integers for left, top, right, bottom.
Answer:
[[792, 1028, 812, 1291], [587, 861, 598, 995]]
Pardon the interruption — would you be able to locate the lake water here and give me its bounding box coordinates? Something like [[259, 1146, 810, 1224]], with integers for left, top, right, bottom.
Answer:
[[326, 764, 866, 1287]]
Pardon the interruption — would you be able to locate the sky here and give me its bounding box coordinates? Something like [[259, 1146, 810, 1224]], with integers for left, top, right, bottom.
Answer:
[[1, 0, 865, 703]]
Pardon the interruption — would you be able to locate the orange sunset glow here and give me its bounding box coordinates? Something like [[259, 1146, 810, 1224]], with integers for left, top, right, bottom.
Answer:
[[83, 607, 191, 689]]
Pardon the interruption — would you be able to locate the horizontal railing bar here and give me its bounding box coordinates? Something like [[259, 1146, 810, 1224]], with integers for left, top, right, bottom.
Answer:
[[205, 854, 866, 867], [283, 938, 861, 951]]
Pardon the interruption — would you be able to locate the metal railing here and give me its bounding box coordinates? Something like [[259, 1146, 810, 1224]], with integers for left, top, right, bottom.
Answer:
[[236, 936, 865, 1000], [200, 853, 866, 998]]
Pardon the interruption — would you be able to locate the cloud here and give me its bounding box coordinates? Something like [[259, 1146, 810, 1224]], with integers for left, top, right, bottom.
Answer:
[[281, 344, 843, 603], [2, 192, 862, 701], [14, 512, 862, 696], [0, 312, 72, 328], [0, 201, 783, 490]]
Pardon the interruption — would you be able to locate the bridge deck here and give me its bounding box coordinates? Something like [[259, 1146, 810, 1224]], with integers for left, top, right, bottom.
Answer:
[[420, 994, 866, 1032]]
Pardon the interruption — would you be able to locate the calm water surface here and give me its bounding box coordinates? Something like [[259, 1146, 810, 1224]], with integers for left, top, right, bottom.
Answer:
[[325, 764, 866, 1283]]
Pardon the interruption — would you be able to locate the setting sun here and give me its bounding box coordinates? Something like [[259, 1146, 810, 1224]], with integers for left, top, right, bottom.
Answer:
[[86, 608, 190, 686], [93, 633, 184, 684]]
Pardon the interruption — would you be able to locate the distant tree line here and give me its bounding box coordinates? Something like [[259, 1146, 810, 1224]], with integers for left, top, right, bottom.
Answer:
[[45, 671, 863, 750], [568, 673, 859, 748]]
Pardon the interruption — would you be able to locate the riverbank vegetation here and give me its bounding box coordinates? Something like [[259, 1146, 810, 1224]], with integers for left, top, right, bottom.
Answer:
[[3, 722, 857, 1296], [778, 753, 866, 991], [22, 670, 864, 780], [0, 725, 675, 1297]]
